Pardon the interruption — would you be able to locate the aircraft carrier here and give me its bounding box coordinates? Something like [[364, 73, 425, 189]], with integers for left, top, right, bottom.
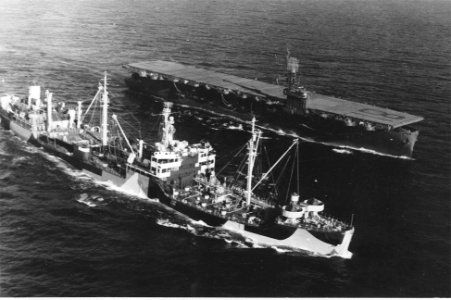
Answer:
[[124, 54, 423, 157]]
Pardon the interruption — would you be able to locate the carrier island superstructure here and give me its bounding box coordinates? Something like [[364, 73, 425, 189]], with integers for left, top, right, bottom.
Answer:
[[124, 54, 423, 157]]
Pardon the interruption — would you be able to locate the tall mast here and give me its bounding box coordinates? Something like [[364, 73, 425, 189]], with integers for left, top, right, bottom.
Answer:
[[46, 90, 53, 132], [161, 102, 174, 148], [76, 101, 82, 129], [286, 50, 300, 90], [101, 71, 109, 146], [246, 117, 260, 207]]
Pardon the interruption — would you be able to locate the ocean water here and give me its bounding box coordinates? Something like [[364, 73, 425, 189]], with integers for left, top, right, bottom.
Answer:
[[0, 0, 450, 297]]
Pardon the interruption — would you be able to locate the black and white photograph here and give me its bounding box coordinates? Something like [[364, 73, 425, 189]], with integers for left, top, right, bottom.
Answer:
[[0, 0, 449, 297]]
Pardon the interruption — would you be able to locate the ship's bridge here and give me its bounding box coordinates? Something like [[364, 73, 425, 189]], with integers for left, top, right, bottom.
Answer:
[[125, 60, 423, 129]]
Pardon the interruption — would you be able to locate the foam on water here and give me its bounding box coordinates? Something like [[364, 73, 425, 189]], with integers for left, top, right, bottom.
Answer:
[[93, 179, 149, 200], [76, 193, 98, 207], [261, 125, 414, 160], [226, 124, 244, 131], [11, 156, 29, 164], [36, 150, 156, 201], [188, 219, 213, 228], [184, 105, 413, 159], [0, 171, 12, 180], [23, 146, 39, 154], [75, 192, 110, 207], [156, 217, 251, 248], [333, 148, 353, 155], [156, 218, 188, 230], [38, 152, 89, 178]]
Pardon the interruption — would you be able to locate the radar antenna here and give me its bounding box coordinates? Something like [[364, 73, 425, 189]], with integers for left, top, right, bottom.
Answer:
[[283, 49, 309, 113]]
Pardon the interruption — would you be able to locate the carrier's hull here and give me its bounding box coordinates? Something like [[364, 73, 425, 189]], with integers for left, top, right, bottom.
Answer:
[[126, 76, 418, 157]]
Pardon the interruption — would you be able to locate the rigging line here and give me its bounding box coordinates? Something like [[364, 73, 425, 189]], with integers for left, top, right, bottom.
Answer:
[[112, 115, 135, 154], [216, 143, 247, 176], [285, 151, 296, 201], [82, 87, 101, 122], [274, 152, 291, 196], [216, 142, 248, 164], [127, 112, 143, 139], [116, 115, 140, 140], [235, 155, 247, 182], [87, 97, 99, 126], [233, 155, 248, 185], [110, 139, 115, 160], [263, 145, 278, 195], [251, 139, 298, 193], [296, 141, 300, 194]]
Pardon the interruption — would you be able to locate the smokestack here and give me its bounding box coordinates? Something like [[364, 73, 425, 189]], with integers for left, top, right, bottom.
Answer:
[[68, 109, 76, 128], [138, 139, 144, 159], [28, 86, 41, 108]]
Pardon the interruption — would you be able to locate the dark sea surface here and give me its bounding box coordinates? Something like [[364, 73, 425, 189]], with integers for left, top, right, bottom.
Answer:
[[0, 0, 450, 297]]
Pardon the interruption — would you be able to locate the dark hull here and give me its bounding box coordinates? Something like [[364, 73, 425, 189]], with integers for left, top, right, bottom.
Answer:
[[147, 180, 348, 249], [147, 178, 229, 227], [126, 76, 418, 157], [32, 136, 105, 176], [1, 109, 352, 257], [0, 110, 125, 182]]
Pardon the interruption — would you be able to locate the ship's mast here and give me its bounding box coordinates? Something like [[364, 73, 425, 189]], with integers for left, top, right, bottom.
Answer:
[[138, 139, 144, 159], [286, 50, 300, 90], [284, 50, 308, 112], [246, 117, 261, 207], [46, 90, 53, 132], [76, 101, 82, 129], [161, 102, 174, 148], [101, 71, 109, 146]]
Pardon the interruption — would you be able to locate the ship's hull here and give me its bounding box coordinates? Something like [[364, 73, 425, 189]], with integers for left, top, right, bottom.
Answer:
[[147, 179, 353, 258], [0, 108, 148, 195], [1, 107, 353, 258], [126, 76, 418, 157], [35, 138, 151, 197], [0, 109, 33, 141], [223, 220, 353, 258]]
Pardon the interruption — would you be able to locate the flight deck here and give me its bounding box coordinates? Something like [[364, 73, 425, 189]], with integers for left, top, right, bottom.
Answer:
[[125, 60, 423, 129]]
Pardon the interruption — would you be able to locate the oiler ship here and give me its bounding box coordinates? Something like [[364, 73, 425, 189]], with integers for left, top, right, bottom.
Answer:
[[158, 118, 354, 258], [0, 73, 354, 258], [124, 53, 423, 158], [0, 73, 215, 199]]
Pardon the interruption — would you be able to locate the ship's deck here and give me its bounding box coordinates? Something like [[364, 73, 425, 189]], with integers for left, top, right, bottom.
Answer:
[[125, 60, 423, 128]]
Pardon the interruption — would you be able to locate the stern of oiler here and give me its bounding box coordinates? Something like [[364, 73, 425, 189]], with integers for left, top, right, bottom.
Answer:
[[279, 193, 354, 258], [333, 227, 354, 259]]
